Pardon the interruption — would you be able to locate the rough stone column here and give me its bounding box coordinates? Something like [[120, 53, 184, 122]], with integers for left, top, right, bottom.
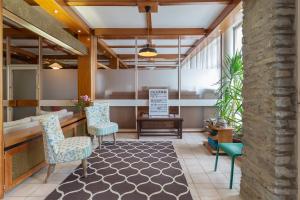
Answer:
[[241, 0, 297, 199]]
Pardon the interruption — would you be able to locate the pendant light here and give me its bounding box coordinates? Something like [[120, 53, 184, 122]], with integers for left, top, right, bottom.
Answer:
[[49, 62, 63, 70], [138, 6, 158, 57]]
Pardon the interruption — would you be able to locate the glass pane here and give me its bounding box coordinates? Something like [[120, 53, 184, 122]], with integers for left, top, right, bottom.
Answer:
[[41, 69, 77, 100], [13, 70, 36, 99], [138, 68, 178, 99], [96, 69, 135, 99], [234, 24, 243, 53], [181, 68, 220, 99]]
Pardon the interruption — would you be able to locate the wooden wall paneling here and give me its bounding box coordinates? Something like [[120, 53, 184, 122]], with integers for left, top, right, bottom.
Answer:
[[5, 36, 12, 121], [36, 37, 42, 114], [4, 141, 46, 191], [0, 0, 4, 197], [78, 35, 97, 100]]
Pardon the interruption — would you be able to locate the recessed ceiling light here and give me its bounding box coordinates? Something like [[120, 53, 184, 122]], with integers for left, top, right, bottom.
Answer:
[[54, 9, 58, 14], [77, 30, 81, 33]]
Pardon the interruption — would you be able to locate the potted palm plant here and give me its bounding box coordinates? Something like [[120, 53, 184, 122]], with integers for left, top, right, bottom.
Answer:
[[216, 52, 243, 139]]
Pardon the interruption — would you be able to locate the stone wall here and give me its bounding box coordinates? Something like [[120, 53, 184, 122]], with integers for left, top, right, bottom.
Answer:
[[241, 0, 297, 199]]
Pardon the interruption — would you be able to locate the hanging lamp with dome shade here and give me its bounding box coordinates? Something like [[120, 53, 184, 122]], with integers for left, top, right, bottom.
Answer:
[[138, 6, 158, 57], [49, 62, 63, 70]]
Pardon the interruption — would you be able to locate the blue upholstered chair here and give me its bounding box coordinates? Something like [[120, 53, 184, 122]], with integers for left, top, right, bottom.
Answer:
[[85, 102, 118, 149], [39, 115, 92, 183]]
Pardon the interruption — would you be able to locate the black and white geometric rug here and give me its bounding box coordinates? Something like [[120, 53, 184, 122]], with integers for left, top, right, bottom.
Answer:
[[46, 141, 193, 200]]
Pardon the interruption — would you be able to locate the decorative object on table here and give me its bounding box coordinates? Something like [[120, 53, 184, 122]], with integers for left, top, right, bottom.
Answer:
[[73, 95, 91, 114], [85, 102, 118, 149], [45, 141, 193, 200], [203, 123, 234, 155], [215, 51, 243, 137], [39, 114, 92, 183], [214, 143, 244, 189]]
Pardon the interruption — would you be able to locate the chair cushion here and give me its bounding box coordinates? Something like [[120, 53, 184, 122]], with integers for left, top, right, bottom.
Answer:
[[219, 143, 243, 157], [55, 137, 92, 163], [88, 122, 118, 136]]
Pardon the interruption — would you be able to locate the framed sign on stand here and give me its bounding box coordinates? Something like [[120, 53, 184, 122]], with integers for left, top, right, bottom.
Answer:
[[149, 88, 169, 117]]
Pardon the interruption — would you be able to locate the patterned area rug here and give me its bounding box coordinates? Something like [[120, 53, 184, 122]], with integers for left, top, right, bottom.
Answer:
[[46, 141, 193, 200]]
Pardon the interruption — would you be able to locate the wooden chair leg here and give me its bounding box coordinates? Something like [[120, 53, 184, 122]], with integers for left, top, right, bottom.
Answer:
[[98, 136, 102, 149], [44, 164, 55, 183], [113, 132, 116, 144], [82, 159, 88, 178], [214, 146, 220, 171], [90, 135, 94, 143]]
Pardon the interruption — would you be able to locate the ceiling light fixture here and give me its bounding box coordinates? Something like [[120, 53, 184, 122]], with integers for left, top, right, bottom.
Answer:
[[49, 62, 63, 70], [138, 6, 158, 57], [54, 9, 58, 14]]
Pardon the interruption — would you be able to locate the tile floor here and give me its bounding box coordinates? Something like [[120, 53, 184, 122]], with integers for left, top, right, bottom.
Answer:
[[4, 132, 241, 200]]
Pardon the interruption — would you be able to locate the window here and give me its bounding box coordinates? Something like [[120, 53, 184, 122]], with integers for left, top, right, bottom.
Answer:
[[233, 23, 243, 53], [181, 36, 221, 99]]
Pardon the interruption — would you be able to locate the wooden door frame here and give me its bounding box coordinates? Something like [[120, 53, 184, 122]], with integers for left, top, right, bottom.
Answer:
[[297, 0, 300, 198], [0, 0, 5, 198]]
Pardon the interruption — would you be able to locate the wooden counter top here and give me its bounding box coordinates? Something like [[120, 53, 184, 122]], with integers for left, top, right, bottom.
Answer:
[[208, 124, 234, 131], [4, 113, 86, 149]]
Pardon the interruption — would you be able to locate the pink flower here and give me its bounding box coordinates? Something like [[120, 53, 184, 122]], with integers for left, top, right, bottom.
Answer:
[[81, 95, 89, 102]]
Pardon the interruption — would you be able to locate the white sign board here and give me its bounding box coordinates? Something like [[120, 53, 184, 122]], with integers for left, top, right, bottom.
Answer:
[[149, 88, 169, 117]]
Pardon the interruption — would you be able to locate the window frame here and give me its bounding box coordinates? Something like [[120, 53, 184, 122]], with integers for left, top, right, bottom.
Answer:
[[233, 22, 243, 53]]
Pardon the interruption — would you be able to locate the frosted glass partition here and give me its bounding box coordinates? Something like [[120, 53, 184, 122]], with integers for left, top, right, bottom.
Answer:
[[13, 70, 37, 120], [41, 69, 77, 100], [181, 68, 220, 99], [96, 69, 135, 99], [138, 69, 178, 99]]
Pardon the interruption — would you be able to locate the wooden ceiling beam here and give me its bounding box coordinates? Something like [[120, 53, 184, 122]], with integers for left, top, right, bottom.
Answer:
[[138, 1, 158, 13], [31, 0, 90, 35], [9, 46, 37, 58], [97, 39, 128, 68], [43, 54, 77, 59], [97, 62, 111, 69], [3, 28, 37, 38], [64, 0, 229, 6], [100, 35, 203, 40], [184, 0, 241, 61], [109, 45, 195, 48], [95, 28, 207, 38], [43, 40, 72, 55], [117, 54, 186, 60]]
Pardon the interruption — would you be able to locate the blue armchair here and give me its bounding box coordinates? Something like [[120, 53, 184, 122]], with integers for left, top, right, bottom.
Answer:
[[85, 102, 118, 149], [39, 114, 92, 183]]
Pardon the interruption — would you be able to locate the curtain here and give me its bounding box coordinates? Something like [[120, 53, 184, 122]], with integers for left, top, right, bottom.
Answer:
[[182, 36, 221, 70]]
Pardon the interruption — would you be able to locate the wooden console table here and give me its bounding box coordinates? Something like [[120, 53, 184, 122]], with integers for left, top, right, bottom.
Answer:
[[137, 115, 183, 139]]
